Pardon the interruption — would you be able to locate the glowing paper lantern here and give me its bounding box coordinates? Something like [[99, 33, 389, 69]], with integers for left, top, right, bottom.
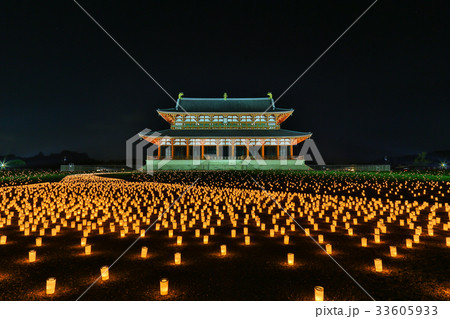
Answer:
[[210, 227, 215, 235], [36, 237, 42, 247], [270, 229, 275, 237], [243, 227, 248, 235], [140, 229, 145, 237], [85, 245, 92, 255], [280, 227, 285, 235], [81, 237, 87, 247], [348, 228, 353, 236], [141, 246, 148, 258], [330, 225, 335, 232], [390, 246, 397, 257], [326, 244, 332, 254], [203, 235, 209, 244], [46, 278, 56, 295], [305, 228, 310, 236], [0, 235, 6, 245], [446, 237, 450, 247], [195, 229, 200, 237], [231, 229, 236, 238], [374, 258, 383, 272], [160, 278, 169, 295], [284, 235, 289, 245], [29, 250, 36, 262], [374, 234, 380, 243], [177, 236, 182, 245], [245, 236, 250, 245], [413, 234, 420, 243], [221, 244, 227, 256], [406, 238, 413, 248], [168, 230, 174, 238], [174, 252, 181, 265], [287, 253, 294, 265], [51, 229, 57, 236], [361, 237, 367, 247], [318, 234, 324, 243], [101, 266, 109, 280], [290, 224, 295, 231], [40, 229, 45, 236], [314, 286, 324, 301], [261, 223, 266, 231]]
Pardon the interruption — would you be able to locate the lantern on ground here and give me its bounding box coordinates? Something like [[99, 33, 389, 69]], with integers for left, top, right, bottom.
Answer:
[[160, 278, 169, 296], [29, 250, 36, 262], [374, 234, 380, 243], [220, 244, 227, 256], [348, 228, 353, 236], [140, 229, 145, 237], [51, 229, 57, 236], [261, 223, 266, 231], [290, 224, 295, 231], [85, 244, 92, 255], [81, 237, 87, 247], [406, 238, 413, 248], [330, 225, 336, 232], [280, 227, 285, 235], [40, 229, 45, 236], [413, 234, 420, 243], [270, 229, 275, 237], [210, 227, 215, 235], [101, 266, 109, 280], [243, 227, 248, 235], [361, 237, 367, 247], [284, 235, 289, 245], [174, 252, 181, 265], [374, 258, 383, 272], [318, 234, 324, 243], [168, 230, 174, 238], [305, 228, 310, 236], [120, 230, 125, 237], [287, 253, 294, 265], [203, 235, 209, 244], [245, 236, 250, 245], [36, 237, 42, 247], [314, 286, 324, 301], [326, 244, 332, 254], [46, 278, 56, 295], [231, 229, 236, 238], [390, 246, 397, 257], [0, 235, 6, 245], [195, 229, 200, 237], [446, 237, 450, 247], [141, 246, 148, 258], [177, 236, 182, 245]]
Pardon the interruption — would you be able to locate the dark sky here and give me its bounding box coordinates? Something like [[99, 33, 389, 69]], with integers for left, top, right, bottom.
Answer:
[[0, 0, 449, 163]]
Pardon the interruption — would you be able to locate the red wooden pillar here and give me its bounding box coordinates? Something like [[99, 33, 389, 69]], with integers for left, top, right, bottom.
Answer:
[[186, 139, 190, 158], [201, 143, 204, 159], [276, 140, 280, 159], [157, 141, 161, 159], [171, 139, 174, 159], [262, 144, 265, 159], [290, 144, 293, 158]]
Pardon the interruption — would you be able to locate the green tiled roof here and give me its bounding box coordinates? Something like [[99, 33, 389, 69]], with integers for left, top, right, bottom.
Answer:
[[159, 97, 292, 113], [142, 129, 312, 138]]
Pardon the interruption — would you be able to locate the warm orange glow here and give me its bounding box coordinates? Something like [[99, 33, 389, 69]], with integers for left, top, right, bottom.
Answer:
[[141, 246, 148, 258], [284, 235, 289, 245], [374, 258, 383, 272], [81, 237, 87, 247], [406, 238, 413, 248], [46, 278, 56, 295], [221, 244, 227, 256], [36, 237, 42, 247], [29, 250, 36, 262], [390, 246, 397, 257], [361, 237, 368, 247], [177, 236, 182, 245], [245, 235, 250, 245], [326, 244, 332, 254], [85, 244, 92, 255], [174, 252, 181, 265], [0, 235, 6, 245], [287, 253, 294, 265], [160, 278, 169, 295], [314, 286, 324, 301], [101, 266, 109, 280]]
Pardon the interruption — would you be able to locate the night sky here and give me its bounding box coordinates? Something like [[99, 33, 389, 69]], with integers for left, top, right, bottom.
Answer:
[[0, 0, 449, 164]]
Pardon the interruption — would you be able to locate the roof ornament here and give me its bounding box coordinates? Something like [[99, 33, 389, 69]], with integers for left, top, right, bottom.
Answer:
[[223, 92, 227, 101], [268, 92, 275, 110], [176, 92, 183, 110]]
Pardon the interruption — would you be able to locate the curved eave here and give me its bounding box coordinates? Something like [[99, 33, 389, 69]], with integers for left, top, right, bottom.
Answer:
[[157, 108, 294, 114]]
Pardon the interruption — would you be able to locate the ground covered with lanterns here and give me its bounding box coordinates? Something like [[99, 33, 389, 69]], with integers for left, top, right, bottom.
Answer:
[[0, 171, 449, 300]]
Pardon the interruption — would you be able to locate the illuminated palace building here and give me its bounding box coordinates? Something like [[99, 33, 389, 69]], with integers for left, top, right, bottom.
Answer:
[[140, 94, 312, 170]]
